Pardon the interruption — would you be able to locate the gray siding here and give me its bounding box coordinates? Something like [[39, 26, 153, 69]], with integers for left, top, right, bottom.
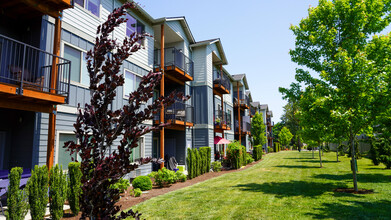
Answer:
[[192, 47, 207, 85], [166, 21, 190, 57], [194, 86, 213, 125]]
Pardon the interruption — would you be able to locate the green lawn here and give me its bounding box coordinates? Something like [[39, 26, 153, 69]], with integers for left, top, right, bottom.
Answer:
[[128, 151, 391, 219]]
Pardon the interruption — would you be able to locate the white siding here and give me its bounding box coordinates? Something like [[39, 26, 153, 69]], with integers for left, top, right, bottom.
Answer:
[[62, 5, 101, 38], [167, 21, 190, 57], [206, 47, 213, 88], [208, 43, 221, 60]]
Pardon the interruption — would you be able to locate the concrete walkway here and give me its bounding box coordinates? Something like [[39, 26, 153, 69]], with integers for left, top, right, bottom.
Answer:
[[0, 204, 70, 220]]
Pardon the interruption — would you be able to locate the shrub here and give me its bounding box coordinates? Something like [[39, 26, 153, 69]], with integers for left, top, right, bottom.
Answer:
[[175, 171, 187, 182], [227, 141, 245, 169], [68, 162, 82, 216], [49, 164, 67, 220], [27, 165, 49, 220], [199, 147, 210, 174], [132, 176, 152, 191], [186, 148, 193, 179], [267, 146, 273, 153], [148, 168, 177, 187], [338, 144, 347, 156], [253, 145, 263, 161], [110, 178, 130, 193], [133, 188, 142, 197], [241, 146, 247, 166], [191, 148, 197, 178], [246, 153, 254, 164], [6, 167, 28, 220], [211, 161, 222, 172]]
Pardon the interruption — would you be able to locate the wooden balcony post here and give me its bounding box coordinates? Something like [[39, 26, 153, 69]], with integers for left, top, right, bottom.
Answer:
[[46, 16, 62, 169], [220, 64, 224, 139], [160, 24, 165, 169]]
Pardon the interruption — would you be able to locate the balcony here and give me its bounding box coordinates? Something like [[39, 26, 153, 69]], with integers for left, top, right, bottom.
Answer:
[[154, 100, 194, 130], [234, 93, 250, 109], [154, 47, 194, 85], [214, 110, 231, 132], [0, 0, 73, 18], [0, 34, 70, 113], [234, 120, 251, 135], [213, 70, 230, 96]]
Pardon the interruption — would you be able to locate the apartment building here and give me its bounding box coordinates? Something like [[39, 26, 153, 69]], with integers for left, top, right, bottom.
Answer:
[[232, 74, 252, 152], [0, 0, 259, 176]]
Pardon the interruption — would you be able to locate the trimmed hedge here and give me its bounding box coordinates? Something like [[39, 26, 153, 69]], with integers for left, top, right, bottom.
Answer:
[[253, 145, 263, 161], [68, 162, 82, 216], [186, 147, 211, 179], [49, 164, 67, 220], [6, 167, 28, 220], [132, 176, 152, 191], [27, 165, 49, 220], [227, 141, 245, 169]]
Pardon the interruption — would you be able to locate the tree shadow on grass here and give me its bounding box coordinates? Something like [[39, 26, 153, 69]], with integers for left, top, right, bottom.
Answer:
[[306, 200, 391, 219], [275, 165, 321, 169], [313, 173, 391, 183], [234, 181, 348, 198]]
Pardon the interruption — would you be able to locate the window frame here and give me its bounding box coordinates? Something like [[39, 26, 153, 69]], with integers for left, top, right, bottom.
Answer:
[[130, 136, 145, 163], [61, 41, 89, 88], [55, 131, 81, 170], [74, 0, 101, 18], [126, 13, 146, 46], [123, 68, 142, 98]]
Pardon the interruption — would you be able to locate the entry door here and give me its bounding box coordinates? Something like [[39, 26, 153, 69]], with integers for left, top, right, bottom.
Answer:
[[165, 138, 176, 158], [0, 131, 5, 170]]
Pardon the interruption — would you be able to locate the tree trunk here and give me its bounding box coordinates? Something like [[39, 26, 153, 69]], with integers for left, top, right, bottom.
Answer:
[[318, 142, 322, 168], [350, 132, 358, 192], [336, 143, 339, 162], [312, 148, 314, 159]]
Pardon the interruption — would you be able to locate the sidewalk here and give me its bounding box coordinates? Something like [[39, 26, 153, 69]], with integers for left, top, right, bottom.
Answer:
[[0, 204, 70, 220]]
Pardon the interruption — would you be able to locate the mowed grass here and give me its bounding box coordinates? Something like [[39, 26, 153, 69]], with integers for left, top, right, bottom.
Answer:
[[127, 151, 391, 219]]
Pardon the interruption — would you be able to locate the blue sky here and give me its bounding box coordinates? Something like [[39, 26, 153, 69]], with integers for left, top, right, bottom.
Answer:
[[136, 0, 390, 123]]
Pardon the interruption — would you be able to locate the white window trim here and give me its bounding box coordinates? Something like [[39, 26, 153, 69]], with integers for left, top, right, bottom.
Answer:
[[130, 136, 145, 163], [74, 0, 101, 18], [55, 131, 78, 170], [61, 41, 90, 89], [123, 68, 142, 99]]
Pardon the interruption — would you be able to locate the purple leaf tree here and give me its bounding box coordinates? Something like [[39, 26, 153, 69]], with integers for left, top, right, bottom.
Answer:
[[64, 2, 187, 219]]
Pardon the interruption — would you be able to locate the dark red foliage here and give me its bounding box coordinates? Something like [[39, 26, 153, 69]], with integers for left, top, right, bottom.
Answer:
[[64, 2, 187, 219]]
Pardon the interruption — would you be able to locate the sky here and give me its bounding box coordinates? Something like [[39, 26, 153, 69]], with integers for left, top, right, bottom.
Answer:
[[134, 0, 389, 123]]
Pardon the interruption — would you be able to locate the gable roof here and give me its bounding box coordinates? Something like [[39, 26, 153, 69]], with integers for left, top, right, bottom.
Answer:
[[260, 104, 268, 110], [190, 38, 228, 65], [231, 74, 249, 89], [153, 16, 196, 44]]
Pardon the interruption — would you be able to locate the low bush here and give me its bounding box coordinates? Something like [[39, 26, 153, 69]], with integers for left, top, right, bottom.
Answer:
[[27, 165, 49, 220], [132, 176, 152, 191], [211, 161, 222, 172], [253, 145, 263, 161], [109, 178, 130, 193], [370, 137, 391, 169], [246, 153, 255, 164], [49, 164, 67, 220], [227, 141, 245, 169], [338, 144, 347, 156], [6, 167, 28, 220], [175, 171, 187, 182], [186, 147, 211, 179], [267, 146, 273, 153], [68, 162, 82, 216], [133, 188, 142, 197], [148, 168, 177, 187]]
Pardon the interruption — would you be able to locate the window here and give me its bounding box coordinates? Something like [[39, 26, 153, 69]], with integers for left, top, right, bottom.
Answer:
[[130, 137, 144, 162], [124, 69, 142, 97], [63, 44, 89, 86], [126, 14, 145, 36], [57, 133, 79, 170], [75, 0, 100, 17]]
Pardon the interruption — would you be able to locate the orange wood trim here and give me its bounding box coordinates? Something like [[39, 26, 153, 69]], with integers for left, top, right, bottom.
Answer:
[[21, 0, 61, 18], [22, 89, 66, 104], [46, 112, 56, 170], [160, 24, 165, 169], [165, 73, 185, 85], [0, 83, 18, 95]]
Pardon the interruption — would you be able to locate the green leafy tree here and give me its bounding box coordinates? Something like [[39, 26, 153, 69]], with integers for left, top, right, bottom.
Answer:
[[273, 122, 284, 141], [284, 0, 391, 191], [251, 112, 267, 146], [281, 100, 302, 150], [279, 127, 294, 148]]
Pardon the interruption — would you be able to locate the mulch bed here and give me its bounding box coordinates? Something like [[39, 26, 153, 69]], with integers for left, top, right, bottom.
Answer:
[[334, 188, 374, 194], [62, 159, 262, 219]]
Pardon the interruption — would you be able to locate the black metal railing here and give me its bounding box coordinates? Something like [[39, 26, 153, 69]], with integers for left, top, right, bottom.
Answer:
[[213, 69, 230, 91], [154, 100, 194, 124], [234, 92, 250, 107], [243, 121, 251, 133], [214, 110, 232, 128], [154, 47, 194, 78], [0, 34, 70, 99]]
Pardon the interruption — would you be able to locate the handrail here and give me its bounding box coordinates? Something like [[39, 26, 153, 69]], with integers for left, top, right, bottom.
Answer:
[[154, 100, 194, 124], [154, 47, 194, 78], [0, 34, 71, 99], [213, 69, 230, 92], [214, 110, 232, 128]]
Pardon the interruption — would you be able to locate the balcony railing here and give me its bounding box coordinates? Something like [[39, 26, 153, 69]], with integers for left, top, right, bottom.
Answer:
[[243, 121, 251, 133], [154, 100, 194, 125], [0, 34, 70, 99], [213, 70, 230, 93], [214, 110, 232, 129], [154, 47, 194, 78], [234, 92, 250, 108]]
